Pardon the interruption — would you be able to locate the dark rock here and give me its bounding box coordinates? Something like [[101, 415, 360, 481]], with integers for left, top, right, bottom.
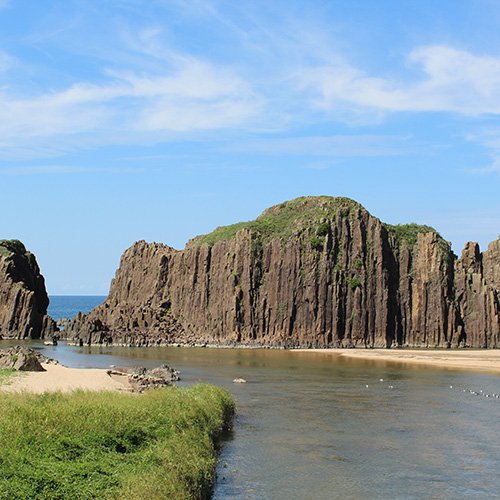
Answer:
[[57, 318, 72, 331], [0, 240, 57, 340], [0, 346, 56, 371], [64, 197, 500, 349], [125, 364, 180, 392]]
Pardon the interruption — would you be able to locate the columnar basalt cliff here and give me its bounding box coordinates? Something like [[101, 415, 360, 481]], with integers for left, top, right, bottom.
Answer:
[[0, 240, 57, 340], [65, 197, 500, 348]]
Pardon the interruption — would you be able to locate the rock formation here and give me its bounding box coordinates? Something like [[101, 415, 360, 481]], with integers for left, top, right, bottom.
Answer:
[[0, 346, 56, 371], [64, 197, 500, 348], [0, 240, 57, 340]]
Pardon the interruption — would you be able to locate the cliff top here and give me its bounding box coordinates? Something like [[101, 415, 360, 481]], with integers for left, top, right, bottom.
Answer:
[[190, 196, 364, 247], [0, 239, 29, 259], [383, 222, 450, 253], [189, 196, 448, 250]]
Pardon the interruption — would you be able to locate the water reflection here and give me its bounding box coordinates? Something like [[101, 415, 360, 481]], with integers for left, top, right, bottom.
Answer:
[[2, 340, 499, 499]]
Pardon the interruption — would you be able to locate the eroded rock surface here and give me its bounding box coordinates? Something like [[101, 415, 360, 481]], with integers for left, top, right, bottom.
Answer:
[[65, 197, 500, 348], [0, 240, 57, 340]]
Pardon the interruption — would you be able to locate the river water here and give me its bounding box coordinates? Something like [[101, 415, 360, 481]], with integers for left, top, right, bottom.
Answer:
[[2, 339, 500, 500]]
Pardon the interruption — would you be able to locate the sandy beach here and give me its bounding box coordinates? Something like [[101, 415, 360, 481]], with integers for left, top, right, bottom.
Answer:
[[296, 348, 500, 374], [0, 363, 131, 393], [2, 348, 500, 394]]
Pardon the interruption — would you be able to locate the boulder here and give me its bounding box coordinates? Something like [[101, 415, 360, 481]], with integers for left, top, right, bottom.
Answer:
[[125, 364, 180, 392], [0, 346, 55, 371]]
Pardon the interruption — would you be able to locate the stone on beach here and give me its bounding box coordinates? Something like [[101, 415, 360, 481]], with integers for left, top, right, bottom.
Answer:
[[0, 346, 54, 371]]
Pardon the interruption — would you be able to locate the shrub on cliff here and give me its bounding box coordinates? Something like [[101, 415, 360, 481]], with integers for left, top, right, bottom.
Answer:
[[0, 384, 235, 500]]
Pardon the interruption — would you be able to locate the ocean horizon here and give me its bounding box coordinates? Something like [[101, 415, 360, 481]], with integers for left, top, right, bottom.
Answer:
[[48, 295, 107, 321]]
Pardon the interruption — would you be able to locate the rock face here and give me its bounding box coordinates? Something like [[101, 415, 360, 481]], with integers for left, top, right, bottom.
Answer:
[[0, 240, 57, 340], [65, 197, 500, 348]]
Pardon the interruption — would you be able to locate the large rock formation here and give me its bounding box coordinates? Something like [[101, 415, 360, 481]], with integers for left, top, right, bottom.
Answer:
[[65, 197, 500, 348], [0, 240, 57, 340]]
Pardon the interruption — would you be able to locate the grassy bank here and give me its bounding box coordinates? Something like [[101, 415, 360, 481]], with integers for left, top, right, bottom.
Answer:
[[0, 384, 235, 500]]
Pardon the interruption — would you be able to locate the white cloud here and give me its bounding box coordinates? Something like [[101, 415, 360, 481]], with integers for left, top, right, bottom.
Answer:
[[301, 45, 500, 116], [0, 58, 261, 153]]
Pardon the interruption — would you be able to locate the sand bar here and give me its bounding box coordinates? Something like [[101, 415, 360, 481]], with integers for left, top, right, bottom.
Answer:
[[294, 348, 500, 374], [0, 363, 131, 393]]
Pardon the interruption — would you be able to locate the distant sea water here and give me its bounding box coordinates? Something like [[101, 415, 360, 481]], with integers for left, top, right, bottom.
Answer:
[[48, 295, 107, 321]]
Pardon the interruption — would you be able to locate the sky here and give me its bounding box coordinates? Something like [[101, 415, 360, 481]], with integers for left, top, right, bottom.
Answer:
[[1, 0, 500, 295]]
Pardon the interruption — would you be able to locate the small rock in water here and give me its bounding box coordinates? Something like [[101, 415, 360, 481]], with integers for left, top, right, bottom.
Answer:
[[233, 377, 246, 383], [125, 364, 180, 392]]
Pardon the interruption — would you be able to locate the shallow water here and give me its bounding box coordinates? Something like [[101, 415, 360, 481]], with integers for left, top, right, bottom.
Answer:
[[2, 340, 500, 499]]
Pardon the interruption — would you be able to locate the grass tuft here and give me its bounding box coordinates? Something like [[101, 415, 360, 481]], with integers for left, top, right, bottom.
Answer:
[[0, 384, 234, 500]]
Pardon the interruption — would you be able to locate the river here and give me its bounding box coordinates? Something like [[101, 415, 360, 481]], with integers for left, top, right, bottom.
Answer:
[[2, 340, 499, 499]]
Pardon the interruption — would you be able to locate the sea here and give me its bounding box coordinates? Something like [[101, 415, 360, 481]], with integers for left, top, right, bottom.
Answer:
[[19, 296, 500, 499], [48, 295, 107, 321]]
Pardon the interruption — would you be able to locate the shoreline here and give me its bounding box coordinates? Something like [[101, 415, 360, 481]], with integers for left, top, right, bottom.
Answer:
[[0, 363, 131, 393], [2, 345, 500, 394], [293, 348, 500, 374]]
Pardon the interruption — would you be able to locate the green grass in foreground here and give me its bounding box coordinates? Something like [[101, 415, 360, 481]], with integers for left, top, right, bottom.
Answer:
[[0, 384, 235, 500]]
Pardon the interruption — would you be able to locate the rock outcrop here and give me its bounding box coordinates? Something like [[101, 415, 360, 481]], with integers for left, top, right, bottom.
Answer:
[[65, 197, 500, 348], [0, 346, 56, 371], [0, 240, 57, 340]]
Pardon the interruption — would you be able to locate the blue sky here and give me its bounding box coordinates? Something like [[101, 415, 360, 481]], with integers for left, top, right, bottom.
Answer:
[[2, 0, 500, 295]]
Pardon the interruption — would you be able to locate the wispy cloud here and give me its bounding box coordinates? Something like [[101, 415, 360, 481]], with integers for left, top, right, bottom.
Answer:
[[465, 130, 500, 175], [0, 57, 262, 157], [3, 0, 500, 165], [0, 0, 10, 10], [301, 45, 500, 116]]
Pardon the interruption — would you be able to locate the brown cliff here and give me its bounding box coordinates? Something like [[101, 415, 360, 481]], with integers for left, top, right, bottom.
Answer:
[[65, 197, 500, 348], [0, 240, 57, 340]]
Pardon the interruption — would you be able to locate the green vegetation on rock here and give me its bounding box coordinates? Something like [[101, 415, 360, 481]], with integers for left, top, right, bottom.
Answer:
[[310, 236, 324, 252], [192, 196, 361, 247], [0, 239, 28, 257], [348, 277, 362, 290], [384, 223, 452, 258], [384, 223, 438, 247], [0, 384, 235, 500]]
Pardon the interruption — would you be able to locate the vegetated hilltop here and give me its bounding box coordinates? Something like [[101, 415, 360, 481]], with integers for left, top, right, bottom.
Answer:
[[0, 240, 57, 340], [65, 196, 500, 348]]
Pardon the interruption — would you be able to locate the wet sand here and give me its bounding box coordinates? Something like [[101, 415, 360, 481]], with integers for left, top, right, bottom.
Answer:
[[296, 348, 500, 374], [0, 363, 131, 393]]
